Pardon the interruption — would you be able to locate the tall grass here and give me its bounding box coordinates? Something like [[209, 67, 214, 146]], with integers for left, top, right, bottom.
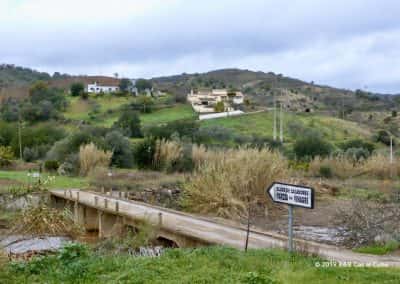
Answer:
[[309, 154, 399, 180], [153, 139, 183, 171], [183, 147, 288, 219], [309, 155, 362, 179], [79, 143, 112, 176], [363, 154, 398, 179]]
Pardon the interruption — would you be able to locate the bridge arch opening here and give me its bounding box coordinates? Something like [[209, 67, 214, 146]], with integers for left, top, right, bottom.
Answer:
[[155, 236, 179, 248]]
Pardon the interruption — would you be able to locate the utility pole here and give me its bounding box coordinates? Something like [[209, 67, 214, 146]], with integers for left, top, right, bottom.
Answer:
[[390, 135, 394, 164], [18, 112, 23, 160], [273, 93, 277, 141], [280, 91, 284, 143]]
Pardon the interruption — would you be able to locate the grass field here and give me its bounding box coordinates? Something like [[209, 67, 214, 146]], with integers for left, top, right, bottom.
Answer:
[[0, 170, 88, 193], [200, 111, 372, 144], [140, 104, 196, 126], [0, 246, 398, 283], [63, 94, 196, 128]]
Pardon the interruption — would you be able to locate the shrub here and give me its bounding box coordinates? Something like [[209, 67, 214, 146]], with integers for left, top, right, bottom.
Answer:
[[104, 131, 133, 168], [113, 110, 142, 138], [79, 143, 112, 176], [23, 147, 39, 162], [0, 146, 14, 166], [46, 131, 93, 162], [339, 139, 375, 154], [145, 119, 199, 141], [70, 82, 84, 97], [133, 137, 156, 169], [182, 147, 288, 219], [214, 101, 225, 112], [345, 147, 370, 163], [336, 199, 400, 246], [11, 125, 65, 158], [58, 153, 80, 176], [375, 130, 393, 146], [319, 165, 333, 178], [44, 160, 60, 172], [195, 126, 234, 144], [293, 134, 332, 160]]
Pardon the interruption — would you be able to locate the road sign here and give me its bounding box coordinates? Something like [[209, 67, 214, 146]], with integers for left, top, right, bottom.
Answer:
[[266, 182, 315, 253], [267, 182, 314, 209]]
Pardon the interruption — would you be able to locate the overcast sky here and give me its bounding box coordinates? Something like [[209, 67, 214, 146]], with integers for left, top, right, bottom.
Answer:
[[1, 0, 400, 93]]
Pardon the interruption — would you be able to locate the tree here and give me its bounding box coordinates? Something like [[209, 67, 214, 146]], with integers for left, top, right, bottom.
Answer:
[[137, 95, 154, 113], [376, 130, 394, 146], [113, 110, 142, 138], [135, 79, 152, 92], [214, 101, 225, 112], [70, 82, 85, 97], [119, 78, 133, 93], [293, 134, 332, 160], [105, 131, 133, 168], [29, 81, 67, 110]]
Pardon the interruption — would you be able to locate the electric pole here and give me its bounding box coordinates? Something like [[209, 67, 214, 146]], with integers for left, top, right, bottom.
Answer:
[[18, 112, 23, 160], [280, 90, 284, 143], [273, 93, 277, 141]]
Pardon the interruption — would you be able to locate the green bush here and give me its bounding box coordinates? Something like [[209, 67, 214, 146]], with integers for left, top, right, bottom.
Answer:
[[44, 160, 60, 172], [293, 134, 332, 160], [113, 110, 142, 138], [319, 165, 333, 178], [339, 139, 375, 154], [70, 82, 84, 97], [0, 146, 14, 166], [375, 130, 393, 146], [145, 119, 199, 141], [133, 137, 156, 169], [104, 131, 133, 168]]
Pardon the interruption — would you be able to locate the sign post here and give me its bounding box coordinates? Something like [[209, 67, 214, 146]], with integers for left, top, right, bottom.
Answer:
[[267, 182, 314, 253]]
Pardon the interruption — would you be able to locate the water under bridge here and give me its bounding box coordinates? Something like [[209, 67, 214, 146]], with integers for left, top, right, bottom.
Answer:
[[50, 189, 400, 267]]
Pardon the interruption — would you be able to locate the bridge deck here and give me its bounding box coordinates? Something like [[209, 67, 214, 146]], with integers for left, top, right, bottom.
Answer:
[[50, 189, 400, 267]]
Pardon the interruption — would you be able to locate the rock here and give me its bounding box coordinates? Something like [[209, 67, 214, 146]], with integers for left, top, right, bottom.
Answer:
[[1, 235, 71, 257]]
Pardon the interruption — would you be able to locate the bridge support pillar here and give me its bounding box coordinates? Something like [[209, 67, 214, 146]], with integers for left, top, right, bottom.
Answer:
[[83, 207, 99, 231], [98, 211, 123, 238]]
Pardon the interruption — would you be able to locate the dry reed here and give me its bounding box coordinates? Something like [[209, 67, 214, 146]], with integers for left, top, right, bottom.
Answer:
[[11, 204, 83, 237], [79, 143, 112, 176], [183, 147, 288, 219], [153, 139, 183, 171]]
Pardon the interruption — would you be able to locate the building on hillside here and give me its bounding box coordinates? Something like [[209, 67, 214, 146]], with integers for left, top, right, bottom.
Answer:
[[187, 89, 245, 113], [128, 79, 139, 95], [87, 82, 119, 94]]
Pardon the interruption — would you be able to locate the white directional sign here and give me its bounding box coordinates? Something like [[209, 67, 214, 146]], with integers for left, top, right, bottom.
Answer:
[[267, 182, 314, 209]]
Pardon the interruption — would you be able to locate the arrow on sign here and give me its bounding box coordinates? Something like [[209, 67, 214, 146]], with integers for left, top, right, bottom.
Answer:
[[267, 182, 314, 209]]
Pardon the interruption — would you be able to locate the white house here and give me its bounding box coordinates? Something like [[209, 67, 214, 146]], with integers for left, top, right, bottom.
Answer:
[[87, 82, 119, 94], [187, 89, 245, 113]]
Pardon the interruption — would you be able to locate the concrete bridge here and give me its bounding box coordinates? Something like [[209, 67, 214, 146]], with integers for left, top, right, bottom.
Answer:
[[50, 189, 400, 267]]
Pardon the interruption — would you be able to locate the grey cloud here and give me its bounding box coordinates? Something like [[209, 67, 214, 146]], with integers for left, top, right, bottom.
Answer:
[[1, 0, 400, 93]]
